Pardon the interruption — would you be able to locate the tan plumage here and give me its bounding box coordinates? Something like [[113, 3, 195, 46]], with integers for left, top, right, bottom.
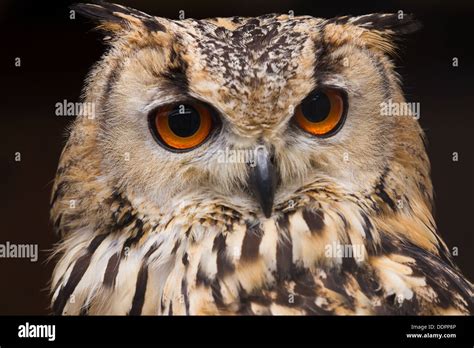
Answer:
[[50, 2, 473, 315]]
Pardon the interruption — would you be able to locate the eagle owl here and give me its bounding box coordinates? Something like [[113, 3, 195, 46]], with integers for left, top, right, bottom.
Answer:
[[50, 2, 473, 315]]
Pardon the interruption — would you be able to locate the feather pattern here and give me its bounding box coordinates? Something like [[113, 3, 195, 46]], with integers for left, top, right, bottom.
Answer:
[[51, 179, 473, 315]]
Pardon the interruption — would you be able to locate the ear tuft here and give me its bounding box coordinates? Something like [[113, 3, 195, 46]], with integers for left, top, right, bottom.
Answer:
[[351, 13, 421, 35], [325, 13, 421, 56], [71, 1, 166, 33], [330, 13, 422, 36]]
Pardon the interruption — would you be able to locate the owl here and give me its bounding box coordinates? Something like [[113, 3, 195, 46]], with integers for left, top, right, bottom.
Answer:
[[50, 1, 473, 315]]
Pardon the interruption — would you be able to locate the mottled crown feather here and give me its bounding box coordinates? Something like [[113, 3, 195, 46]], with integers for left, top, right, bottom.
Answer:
[[71, 2, 421, 59], [71, 2, 421, 36]]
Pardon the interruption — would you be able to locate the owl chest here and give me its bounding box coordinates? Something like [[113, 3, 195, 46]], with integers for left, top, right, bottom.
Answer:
[[155, 217, 344, 315]]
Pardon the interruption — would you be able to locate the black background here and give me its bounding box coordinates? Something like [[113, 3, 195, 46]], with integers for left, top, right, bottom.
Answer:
[[0, 0, 473, 315]]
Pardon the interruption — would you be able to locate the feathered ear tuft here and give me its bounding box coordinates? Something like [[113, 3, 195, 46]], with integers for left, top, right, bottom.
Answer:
[[70, 1, 166, 34], [348, 13, 422, 35], [325, 13, 421, 56]]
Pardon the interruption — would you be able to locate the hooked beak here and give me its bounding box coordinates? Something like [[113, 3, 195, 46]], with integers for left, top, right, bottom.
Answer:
[[247, 146, 277, 218]]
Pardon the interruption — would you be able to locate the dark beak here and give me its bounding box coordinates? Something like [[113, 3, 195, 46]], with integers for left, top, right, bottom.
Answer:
[[247, 146, 277, 218]]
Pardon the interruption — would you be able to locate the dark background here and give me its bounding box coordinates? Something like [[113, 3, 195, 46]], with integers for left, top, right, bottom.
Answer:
[[0, 0, 472, 315]]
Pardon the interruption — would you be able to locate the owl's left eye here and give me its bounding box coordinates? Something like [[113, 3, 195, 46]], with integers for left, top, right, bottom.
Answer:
[[293, 88, 347, 137], [149, 102, 217, 151]]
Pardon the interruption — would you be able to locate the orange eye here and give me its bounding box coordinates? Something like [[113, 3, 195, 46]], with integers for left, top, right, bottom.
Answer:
[[150, 102, 216, 151], [294, 88, 346, 136]]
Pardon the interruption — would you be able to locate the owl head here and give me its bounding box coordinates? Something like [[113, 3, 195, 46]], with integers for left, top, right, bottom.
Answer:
[[58, 2, 428, 233], [49, 4, 474, 316]]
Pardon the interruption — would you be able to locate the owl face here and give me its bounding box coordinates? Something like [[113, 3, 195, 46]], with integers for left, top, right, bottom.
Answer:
[[77, 4, 423, 220]]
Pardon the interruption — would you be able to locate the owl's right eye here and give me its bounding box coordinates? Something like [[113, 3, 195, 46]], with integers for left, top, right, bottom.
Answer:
[[149, 102, 217, 152], [293, 88, 347, 137]]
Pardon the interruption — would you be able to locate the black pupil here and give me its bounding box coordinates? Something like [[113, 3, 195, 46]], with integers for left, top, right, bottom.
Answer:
[[301, 91, 330, 122], [167, 104, 201, 137]]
